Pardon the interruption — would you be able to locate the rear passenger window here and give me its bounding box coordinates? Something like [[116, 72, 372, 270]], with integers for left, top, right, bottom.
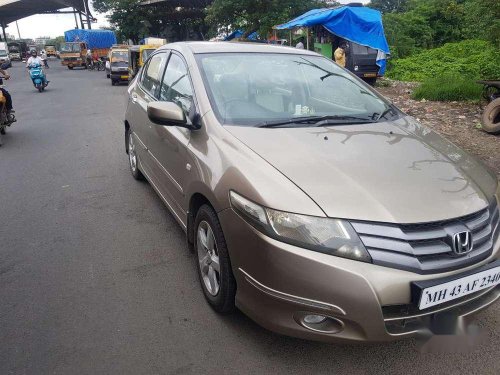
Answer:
[[159, 54, 194, 116], [141, 53, 167, 96]]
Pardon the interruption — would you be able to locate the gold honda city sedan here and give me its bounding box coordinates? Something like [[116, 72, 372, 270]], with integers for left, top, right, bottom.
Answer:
[[124, 42, 500, 342]]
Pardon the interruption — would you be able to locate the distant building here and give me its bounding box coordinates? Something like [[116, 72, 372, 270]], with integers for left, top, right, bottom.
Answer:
[[35, 36, 51, 46]]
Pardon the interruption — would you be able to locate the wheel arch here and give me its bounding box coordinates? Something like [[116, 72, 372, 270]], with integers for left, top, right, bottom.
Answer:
[[187, 189, 221, 251], [124, 120, 130, 154]]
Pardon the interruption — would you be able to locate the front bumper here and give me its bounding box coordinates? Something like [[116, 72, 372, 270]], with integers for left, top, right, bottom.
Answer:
[[218, 208, 500, 342], [110, 72, 129, 81]]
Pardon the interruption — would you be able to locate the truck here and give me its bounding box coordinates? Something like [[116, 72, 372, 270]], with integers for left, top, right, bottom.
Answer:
[[7, 41, 28, 61], [45, 45, 57, 58], [60, 29, 117, 69], [0, 42, 11, 67]]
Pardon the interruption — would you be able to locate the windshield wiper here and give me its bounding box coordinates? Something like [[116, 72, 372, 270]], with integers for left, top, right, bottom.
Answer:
[[374, 107, 395, 122], [257, 115, 373, 128]]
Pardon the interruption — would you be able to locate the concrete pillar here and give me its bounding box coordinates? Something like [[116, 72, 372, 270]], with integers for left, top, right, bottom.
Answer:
[[1, 24, 7, 42]]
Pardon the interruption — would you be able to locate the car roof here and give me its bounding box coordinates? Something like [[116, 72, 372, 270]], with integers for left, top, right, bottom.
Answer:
[[160, 41, 319, 56]]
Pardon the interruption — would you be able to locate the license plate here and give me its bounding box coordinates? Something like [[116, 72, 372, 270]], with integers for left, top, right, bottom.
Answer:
[[415, 264, 500, 310], [121, 75, 129, 79], [363, 73, 377, 78]]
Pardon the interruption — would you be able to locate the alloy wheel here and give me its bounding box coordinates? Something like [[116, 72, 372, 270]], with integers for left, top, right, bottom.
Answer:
[[129, 133, 137, 172], [197, 220, 221, 296]]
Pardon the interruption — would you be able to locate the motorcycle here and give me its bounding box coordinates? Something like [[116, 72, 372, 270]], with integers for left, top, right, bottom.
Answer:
[[28, 63, 48, 93], [0, 63, 16, 146]]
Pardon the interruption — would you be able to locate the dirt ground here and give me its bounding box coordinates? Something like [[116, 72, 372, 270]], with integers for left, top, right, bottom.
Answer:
[[376, 80, 500, 175]]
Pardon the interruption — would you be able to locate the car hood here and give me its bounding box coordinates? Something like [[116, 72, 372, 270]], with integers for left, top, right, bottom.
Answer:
[[226, 116, 498, 224]]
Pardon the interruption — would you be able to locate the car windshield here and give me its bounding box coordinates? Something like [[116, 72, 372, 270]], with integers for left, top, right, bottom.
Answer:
[[0, 50, 7, 56], [196, 53, 393, 126], [111, 51, 128, 66]]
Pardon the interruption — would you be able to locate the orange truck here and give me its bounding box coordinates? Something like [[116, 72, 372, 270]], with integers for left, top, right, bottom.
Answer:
[[60, 29, 117, 69]]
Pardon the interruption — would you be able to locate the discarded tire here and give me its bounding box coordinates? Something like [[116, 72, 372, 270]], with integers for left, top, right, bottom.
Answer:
[[481, 98, 500, 134]]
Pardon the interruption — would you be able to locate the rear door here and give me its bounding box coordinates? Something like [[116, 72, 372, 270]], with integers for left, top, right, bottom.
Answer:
[[347, 42, 378, 77]]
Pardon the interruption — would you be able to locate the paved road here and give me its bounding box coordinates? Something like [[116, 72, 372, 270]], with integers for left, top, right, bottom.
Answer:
[[0, 61, 498, 375]]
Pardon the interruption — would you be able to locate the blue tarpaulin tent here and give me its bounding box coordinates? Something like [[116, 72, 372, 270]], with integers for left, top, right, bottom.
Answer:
[[224, 30, 259, 41], [275, 6, 390, 75], [64, 29, 117, 49]]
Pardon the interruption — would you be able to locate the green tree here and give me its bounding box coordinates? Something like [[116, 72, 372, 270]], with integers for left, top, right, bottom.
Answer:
[[93, 0, 210, 43], [462, 0, 500, 47], [205, 0, 333, 38], [368, 0, 409, 13], [45, 36, 66, 50], [93, 0, 154, 43]]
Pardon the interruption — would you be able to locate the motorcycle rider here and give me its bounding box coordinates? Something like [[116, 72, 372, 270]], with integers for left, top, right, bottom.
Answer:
[[0, 67, 14, 115], [40, 50, 49, 68], [26, 50, 49, 84]]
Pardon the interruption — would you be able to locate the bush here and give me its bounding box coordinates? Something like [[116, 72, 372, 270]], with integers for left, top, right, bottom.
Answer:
[[387, 40, 500, 82], [412, 75, 482, 101]]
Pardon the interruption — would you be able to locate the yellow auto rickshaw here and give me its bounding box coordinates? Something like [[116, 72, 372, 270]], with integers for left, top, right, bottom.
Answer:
[[128, 45, 158, 81]]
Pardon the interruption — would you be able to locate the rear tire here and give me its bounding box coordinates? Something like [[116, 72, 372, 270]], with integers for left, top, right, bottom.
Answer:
[[0, 126, 6, 135], [364, 77, 377, 86], [68, 66, 73, 70], [482, 98, 500, 134], [194, 205, 236, 313], [37, 85, 42, 93], [127, 130, 144, 180]]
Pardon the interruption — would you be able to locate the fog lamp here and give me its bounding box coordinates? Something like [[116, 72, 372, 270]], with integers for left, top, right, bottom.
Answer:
[[303, 314, 327, 324]]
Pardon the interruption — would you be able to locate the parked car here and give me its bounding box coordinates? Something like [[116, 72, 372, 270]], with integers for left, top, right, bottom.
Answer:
[[124, 42, 500, 342]]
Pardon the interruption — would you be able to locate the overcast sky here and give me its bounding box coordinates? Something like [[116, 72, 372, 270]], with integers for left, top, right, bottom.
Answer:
[[6, 0, 369, 40]]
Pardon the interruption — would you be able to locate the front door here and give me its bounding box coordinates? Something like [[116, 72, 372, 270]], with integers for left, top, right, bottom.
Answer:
[[147, 52, 196, 220]]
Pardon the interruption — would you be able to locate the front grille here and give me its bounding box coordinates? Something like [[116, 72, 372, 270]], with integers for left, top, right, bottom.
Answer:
[[351, 200, 500, 274]]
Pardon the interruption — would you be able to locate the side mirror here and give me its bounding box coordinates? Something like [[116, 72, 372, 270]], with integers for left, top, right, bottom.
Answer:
[[147, 101, 190, 127]]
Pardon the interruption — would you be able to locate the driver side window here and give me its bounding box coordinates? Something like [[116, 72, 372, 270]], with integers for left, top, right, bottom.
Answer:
[[159, 54, 194, 116]]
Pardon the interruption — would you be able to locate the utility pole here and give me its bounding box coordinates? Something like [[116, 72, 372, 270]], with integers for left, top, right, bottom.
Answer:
[[15, 21, 21, 39]]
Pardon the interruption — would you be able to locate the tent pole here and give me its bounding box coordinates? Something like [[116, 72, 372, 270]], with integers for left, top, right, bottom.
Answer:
[[306, 28, 309, 50], [289, 30, 292, 46]]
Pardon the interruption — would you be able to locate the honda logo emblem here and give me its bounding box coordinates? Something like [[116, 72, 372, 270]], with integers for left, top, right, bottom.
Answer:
[[452, 231, 473, 255]]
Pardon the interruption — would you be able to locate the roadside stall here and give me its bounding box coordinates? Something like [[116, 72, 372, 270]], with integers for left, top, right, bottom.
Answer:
[[274, 5, 390, 85]]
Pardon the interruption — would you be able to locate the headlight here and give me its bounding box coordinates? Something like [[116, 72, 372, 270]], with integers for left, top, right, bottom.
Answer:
[[230, 191, 371, 262]]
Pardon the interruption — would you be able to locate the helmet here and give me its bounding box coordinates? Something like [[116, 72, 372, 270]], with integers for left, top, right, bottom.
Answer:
[[31, 50, 37, 57]]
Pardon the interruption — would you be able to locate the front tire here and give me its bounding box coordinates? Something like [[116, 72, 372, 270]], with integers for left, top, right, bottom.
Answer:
[[194, 205, 236, 313], [127, 130, 144, 180]]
